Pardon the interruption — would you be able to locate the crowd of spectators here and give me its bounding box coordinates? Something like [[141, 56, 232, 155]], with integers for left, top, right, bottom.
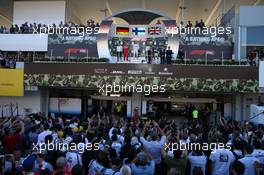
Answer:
[[0, 19, 100, 34], [0, 52, 17, 68], [248, 48, 264, 66], [0, 19, 207, 34], [156, 19, 206, 29], [185, 19, 205, 29], [0, 110, 263, 175]]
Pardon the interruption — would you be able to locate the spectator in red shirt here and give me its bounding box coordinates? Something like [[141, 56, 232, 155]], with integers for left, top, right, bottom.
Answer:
[[3, 129, 21, 154]]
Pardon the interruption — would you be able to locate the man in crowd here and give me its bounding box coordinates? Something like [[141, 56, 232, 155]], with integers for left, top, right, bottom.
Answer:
[[116, 43, 123, 62], [166, 46, 173, 64], [178, 49, 185, 63], [159, 48, 166, 64], [140, 120, 166, 175]]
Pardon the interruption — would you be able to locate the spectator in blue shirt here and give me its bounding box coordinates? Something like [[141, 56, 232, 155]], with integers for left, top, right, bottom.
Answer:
[[130, 151, 155, 175]]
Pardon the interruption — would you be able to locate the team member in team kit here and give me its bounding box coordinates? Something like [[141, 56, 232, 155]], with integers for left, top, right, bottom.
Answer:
[[123, 43, 129, 62], [166, 46, 173, 64], [132, 42, 139, 60], [116, 43, 123, 62]]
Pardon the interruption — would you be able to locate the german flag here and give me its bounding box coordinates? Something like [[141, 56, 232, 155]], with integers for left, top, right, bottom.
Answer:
[[116, 27, 129, 35]]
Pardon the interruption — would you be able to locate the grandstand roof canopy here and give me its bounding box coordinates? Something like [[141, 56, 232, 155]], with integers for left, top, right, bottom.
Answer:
[[4, 0, 264, 26], [104, 8, 171, 24], [70, 0, 264, 25]]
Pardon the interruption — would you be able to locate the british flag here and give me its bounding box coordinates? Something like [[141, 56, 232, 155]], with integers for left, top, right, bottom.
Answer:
[[148, 26, 161, 35]]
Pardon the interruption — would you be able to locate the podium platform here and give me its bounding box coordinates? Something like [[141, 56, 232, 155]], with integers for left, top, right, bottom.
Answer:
[[116, 57, 160, 64]]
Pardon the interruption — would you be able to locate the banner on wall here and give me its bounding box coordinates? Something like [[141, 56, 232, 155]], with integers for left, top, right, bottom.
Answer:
[[0, 68, 24, 96], [179, 34, 233, 59], [48, 34, 98, 58], [49, 98, 82, 115]]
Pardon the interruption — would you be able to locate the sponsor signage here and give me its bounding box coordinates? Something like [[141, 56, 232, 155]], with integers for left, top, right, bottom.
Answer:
[[0, 68, 24, 96], [48, 34, 98, 58], [94, 68, 108, 74], [179, 34, 233, 59], [128, 70, 143, 75], [110, 70, 125, 75]]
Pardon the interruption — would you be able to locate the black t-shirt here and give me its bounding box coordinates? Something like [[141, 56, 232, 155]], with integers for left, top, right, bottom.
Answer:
[[166, 50, 173, 58]]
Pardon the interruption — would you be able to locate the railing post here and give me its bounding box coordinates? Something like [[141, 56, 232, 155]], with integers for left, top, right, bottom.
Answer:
[[50, 49, 53, 61], [184, 51, 187, 65], [205, 53, 207, 65], [221, 51, 224, 65], [68, 50, 70, 62]]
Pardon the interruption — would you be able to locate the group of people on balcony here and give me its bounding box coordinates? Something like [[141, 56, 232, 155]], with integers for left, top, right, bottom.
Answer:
[[0, 52, 16, 68], [248, 48, 264, 66], [115, 42, 176, 64], [0, 19, 100, 34]]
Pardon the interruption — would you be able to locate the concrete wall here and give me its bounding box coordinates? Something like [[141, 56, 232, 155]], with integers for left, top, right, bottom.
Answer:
[[0, 34, 48, 51], [13, 1, 66, 26], [234, 93, 264, 121], [0, 91, 41, 117], [0, 88, 50, 117], [239, 6, 264, 26], [65, 0, 82, 24]]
